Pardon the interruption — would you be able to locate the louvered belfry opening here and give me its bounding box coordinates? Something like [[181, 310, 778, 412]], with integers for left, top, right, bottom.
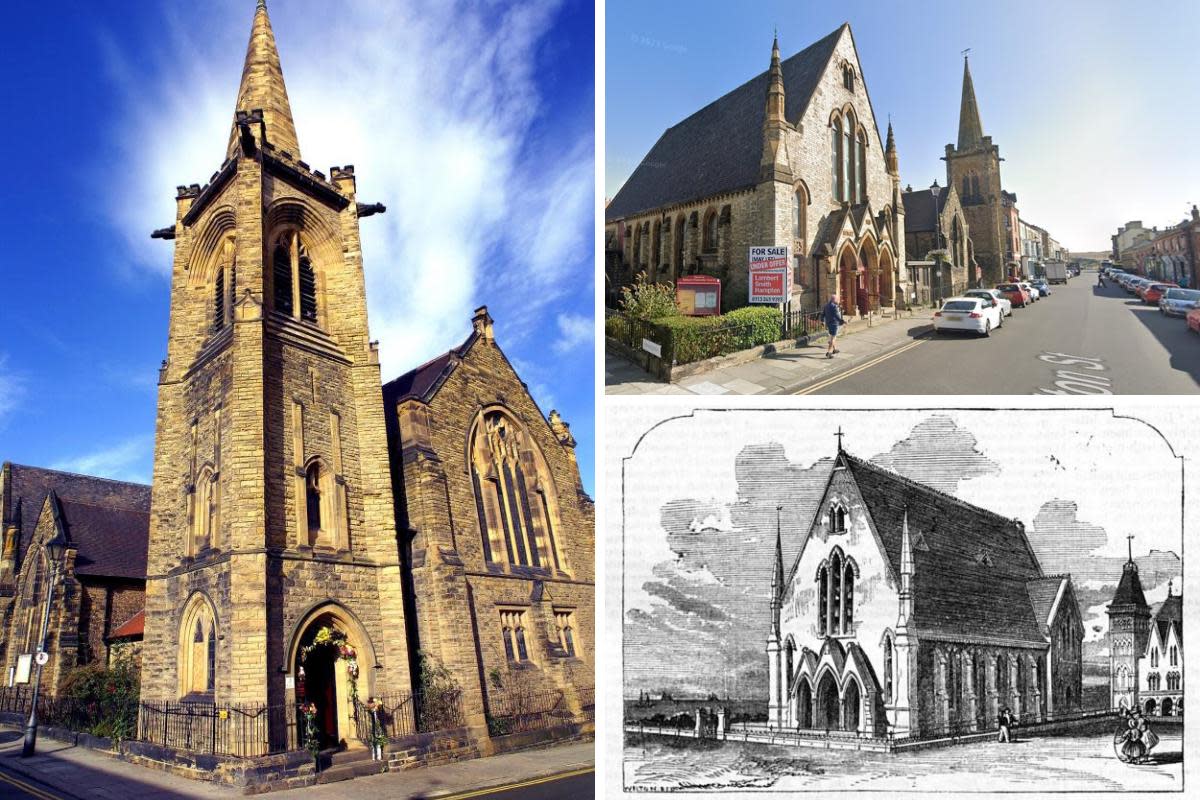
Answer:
[[273, 242, 294, 316], [213, 268, 225, 329], [298, 247, 317, 322]]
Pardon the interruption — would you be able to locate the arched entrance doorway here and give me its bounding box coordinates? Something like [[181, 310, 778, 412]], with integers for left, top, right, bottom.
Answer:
[[1145, 698, 1157, 715], [1161, 697, 1173, 716], [860, 237, 879, 313], [796, 679, 812, 729], [816, 672, 840, 731], [879, 249, 894, 309], [842, 678, 861, 732], [290, 604, 376, 751], [838, 245, 857, 314]]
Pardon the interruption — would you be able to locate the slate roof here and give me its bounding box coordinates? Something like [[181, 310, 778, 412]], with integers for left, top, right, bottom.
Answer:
[[1026, 576, 1068, 634], [57, 498, 149, 580], [381, 333, 476, 405], [1109, 562, 1149, 610], [1152, 592, 1181, 645], [3, 464, 151, 576], [605, 25, 847, 222], [901, 187, 950, 233], [841, 453, 1049, 647]]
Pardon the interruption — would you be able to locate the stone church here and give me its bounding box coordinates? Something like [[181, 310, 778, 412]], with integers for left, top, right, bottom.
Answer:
[[605, 25, 906, 315], [941, 57, 1018, 286], [0, 0, 592, 759], [767, 444, 1083, 738], [1107, 554, 1182, 716]]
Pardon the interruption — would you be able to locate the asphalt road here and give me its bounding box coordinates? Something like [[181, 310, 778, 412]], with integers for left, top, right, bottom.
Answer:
[[438, 769, 594, 799], [0, 766, 59, 800], [806, 272, 1200, 394]]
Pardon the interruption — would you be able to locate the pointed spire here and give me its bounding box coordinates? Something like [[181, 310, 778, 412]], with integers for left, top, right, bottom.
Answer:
[[772, 506, 784, 597], [766, 33, 785, 122], [897, 509, 914, 627], [227, 0, 301, 160], [957, 55, 984, 151], [885, 121, 899, 176]]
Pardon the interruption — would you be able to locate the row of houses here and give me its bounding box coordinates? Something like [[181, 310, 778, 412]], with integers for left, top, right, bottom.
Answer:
[[1111, 209, 1200, 287]]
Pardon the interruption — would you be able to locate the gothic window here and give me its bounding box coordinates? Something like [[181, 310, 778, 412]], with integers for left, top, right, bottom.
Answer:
[[652, 221, 662, 274], [179, 594, 217, 700], [830, 503, 847, 533], [213, 267, 225, 329], [500, 609, 530, 663], [470, 410, 566, 572], [1151, 648, 1159, 668], [554, 609, 579, 658], [856, 130, 867, 203], [843, 112, 855, 203], [829, 551, 842, 633], [271, 231, 318, 324], [191, 466, 218, 556], [971, 175, 980, 199], [212, 240, 235, 331], [883, 634, 894, 703], [785, 638, 794, 690], [702, 210, 718, 252], [816, 565, 828, 636], [843, 560, 854, 629], [831, 117, 843, 201], [842, 64, 855, 92], [1170, 645, 1178, 666], [962, 176, 970, 200], [305, 462, 323, 540]]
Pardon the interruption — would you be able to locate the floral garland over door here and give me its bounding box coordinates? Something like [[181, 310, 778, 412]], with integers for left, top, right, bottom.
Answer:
[[298, 625, 360, 757]]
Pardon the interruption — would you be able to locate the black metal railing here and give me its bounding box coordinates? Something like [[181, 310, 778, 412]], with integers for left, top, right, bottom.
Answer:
[[353, 689, 466, 744], [135, 701, 300, 757], [487, 688, 572, 736], [0, 687, 138, 740], [578, 686, 595, 724]]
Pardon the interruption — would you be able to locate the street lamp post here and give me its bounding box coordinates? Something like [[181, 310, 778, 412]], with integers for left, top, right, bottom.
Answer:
[[22, 529, 68, 758]]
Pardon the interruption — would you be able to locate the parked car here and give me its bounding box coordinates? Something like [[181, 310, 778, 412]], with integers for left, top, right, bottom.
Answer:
[[964, 288, 1012, 317], [1126, 277, 1151, 296], [1189, 306, 1200, 334], [1142, 282, 1179, 304], [996, 283, 1030, 308], [1031, 279, 1052, 297], [1160, 288, 1200, 317], [933, 296, 1003, 337], [1019, 282, 1040, 302]]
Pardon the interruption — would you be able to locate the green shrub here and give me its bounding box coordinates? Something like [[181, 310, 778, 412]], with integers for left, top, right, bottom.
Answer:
[[653, 306, 783, 364], [58, 657, 140, 740], [618, 273, 679, 321]]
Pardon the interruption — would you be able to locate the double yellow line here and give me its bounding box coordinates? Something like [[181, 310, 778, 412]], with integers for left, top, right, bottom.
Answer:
[[0, 769, 65, 800], [435, 766, 593, 799], [792, 338, 928, 395]]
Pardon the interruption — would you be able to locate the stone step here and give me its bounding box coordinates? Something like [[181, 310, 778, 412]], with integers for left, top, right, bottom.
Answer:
[[316, 756, 386, 784]]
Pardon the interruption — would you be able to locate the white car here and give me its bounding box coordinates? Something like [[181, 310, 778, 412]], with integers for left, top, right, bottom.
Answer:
[[963, 289, 1012, 317], [1019, 282, 1040, 301], [933, 296, 1003, 337]]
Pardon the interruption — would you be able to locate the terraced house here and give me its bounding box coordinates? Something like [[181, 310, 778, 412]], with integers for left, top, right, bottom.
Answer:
[[605, 24, 906, 317], [0, 0, 592, 786]]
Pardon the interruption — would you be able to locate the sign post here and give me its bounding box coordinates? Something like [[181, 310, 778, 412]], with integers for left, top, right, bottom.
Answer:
[[749, 246, 790, 305]]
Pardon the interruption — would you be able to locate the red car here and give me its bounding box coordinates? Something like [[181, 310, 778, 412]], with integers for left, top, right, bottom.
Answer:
[[996, 283, 1031, 308], [1142, 282, 1178, 304], [1189, 306, 1200, 334]]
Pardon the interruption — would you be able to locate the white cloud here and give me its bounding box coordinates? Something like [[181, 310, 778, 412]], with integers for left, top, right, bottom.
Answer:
[[0, 355, 25, 427], [51, 435, 154, 484], [553, 312, 593, 354], [95, 0, 592, 377]]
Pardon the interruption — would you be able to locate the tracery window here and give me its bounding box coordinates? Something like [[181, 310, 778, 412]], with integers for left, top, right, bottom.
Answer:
[[842, 64, 855, 92], [1170, 645, 1178, 666], [1151, 648, 1159, 668], [816, 548, 857, 636], [831, 110, 866, 204], [179, 594, 218, 699], [830, 503, 847, 533], [831, 117, 843, 202], [271, 231, 318, 323], [554, 609, 579, 658], [500, 609, 530, 663], [470, 410, 566, 572], [843, 112, 855, 203]]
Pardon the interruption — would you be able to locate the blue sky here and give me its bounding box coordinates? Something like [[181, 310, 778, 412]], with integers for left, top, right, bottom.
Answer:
[[606, 0, 1200, 252], [0, 0, 594, 493]]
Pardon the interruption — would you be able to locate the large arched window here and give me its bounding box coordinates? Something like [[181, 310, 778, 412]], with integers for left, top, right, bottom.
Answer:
[[271, 231, 318, 323], [816, 548, 856, 636], [470, 410, 567, 572], [831, 116, 843, 202], [816, 564, 828, 636], [883, 634, 894, 703], [792, 183, 808, 287], [843, 112, 855, 203], [212, 239, 236, 331], [856, 129, 867, 203], [785, 638, 795, 691], [306, 462, 323, 540], [829, 551, 842, 633], [179, 594, 218, 700]]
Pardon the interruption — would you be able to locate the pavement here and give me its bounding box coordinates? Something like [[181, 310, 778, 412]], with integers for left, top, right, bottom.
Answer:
[[606, 272, 1200, 394], [605, 309, 931, 395], [0, 727, 592, 799]]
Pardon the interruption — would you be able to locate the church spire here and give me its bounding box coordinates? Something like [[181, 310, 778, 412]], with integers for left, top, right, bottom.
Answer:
[[956, 55, 984, 151], [772, 505, 784, 602], [885, 120, 899, 176], [227, 0, 301, 160], [766, 33, 785, 122]]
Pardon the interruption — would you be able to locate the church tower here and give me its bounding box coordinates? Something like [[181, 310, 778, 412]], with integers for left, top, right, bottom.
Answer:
[[141, 0, 410, 747], [756, 35, 795, 264], [1106, 540, 1150, 711], [943, 56, 1008, 286]]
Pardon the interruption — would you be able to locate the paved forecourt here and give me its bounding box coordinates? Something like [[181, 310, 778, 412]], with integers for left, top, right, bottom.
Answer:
[[806, 273, 1200, 394]]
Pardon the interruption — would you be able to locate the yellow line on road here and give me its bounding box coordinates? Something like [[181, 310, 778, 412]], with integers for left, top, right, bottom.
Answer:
[[0, 769, 64, 800], [435, 766, 594, 799], [792, 337, 929, 395]]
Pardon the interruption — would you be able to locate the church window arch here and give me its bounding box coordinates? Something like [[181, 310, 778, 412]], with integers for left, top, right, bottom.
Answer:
[[882, 631, 895, 703], [784, 636, 795, 692], [829, 550, 842, 634], [211, 238, 236, 331], [190, 465, 219, 556], [843, 111, 856, 204], [702, 209, 719, 252], [1151, 647, 1159, 668], [651, 221, 663, 274], [816, 564, 828, 636], [792, 181, 809, 286], [830, 503, 847, 533], [178, 593, 218, 700], [1169, 645, 1177, 666], [842, 63, 855, 92], [303, 457, 345, 550], [469, 408, 567, 573], [971, 174, 981, 199], [831, 116, 843, 202], [856, 129, 867, 203]]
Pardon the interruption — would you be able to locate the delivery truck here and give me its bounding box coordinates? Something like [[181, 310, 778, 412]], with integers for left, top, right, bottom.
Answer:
[[1044, 261, 1069, 284]]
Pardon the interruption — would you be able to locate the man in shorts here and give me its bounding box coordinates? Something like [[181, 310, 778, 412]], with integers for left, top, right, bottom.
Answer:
[[824, 294, 845, 358]]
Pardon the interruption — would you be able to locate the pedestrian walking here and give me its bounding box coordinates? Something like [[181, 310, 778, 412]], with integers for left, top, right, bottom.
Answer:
[[823, 294, 845, 358], [997, 707, 1014, 743]]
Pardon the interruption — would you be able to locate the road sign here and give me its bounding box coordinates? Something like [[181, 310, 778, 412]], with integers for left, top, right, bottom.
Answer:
[[34, 651, 48, 666], [749, 246, 790, 304]]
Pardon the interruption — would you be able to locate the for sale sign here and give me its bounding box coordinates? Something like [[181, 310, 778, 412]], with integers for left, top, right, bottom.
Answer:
[[749, 246, 790, 304]]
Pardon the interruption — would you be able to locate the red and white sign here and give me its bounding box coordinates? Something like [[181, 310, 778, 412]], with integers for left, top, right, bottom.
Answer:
[[749, 246, 790, 304]]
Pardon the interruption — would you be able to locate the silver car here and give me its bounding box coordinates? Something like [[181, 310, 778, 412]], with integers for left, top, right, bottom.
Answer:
[[1160, 288, 1200, 317]]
